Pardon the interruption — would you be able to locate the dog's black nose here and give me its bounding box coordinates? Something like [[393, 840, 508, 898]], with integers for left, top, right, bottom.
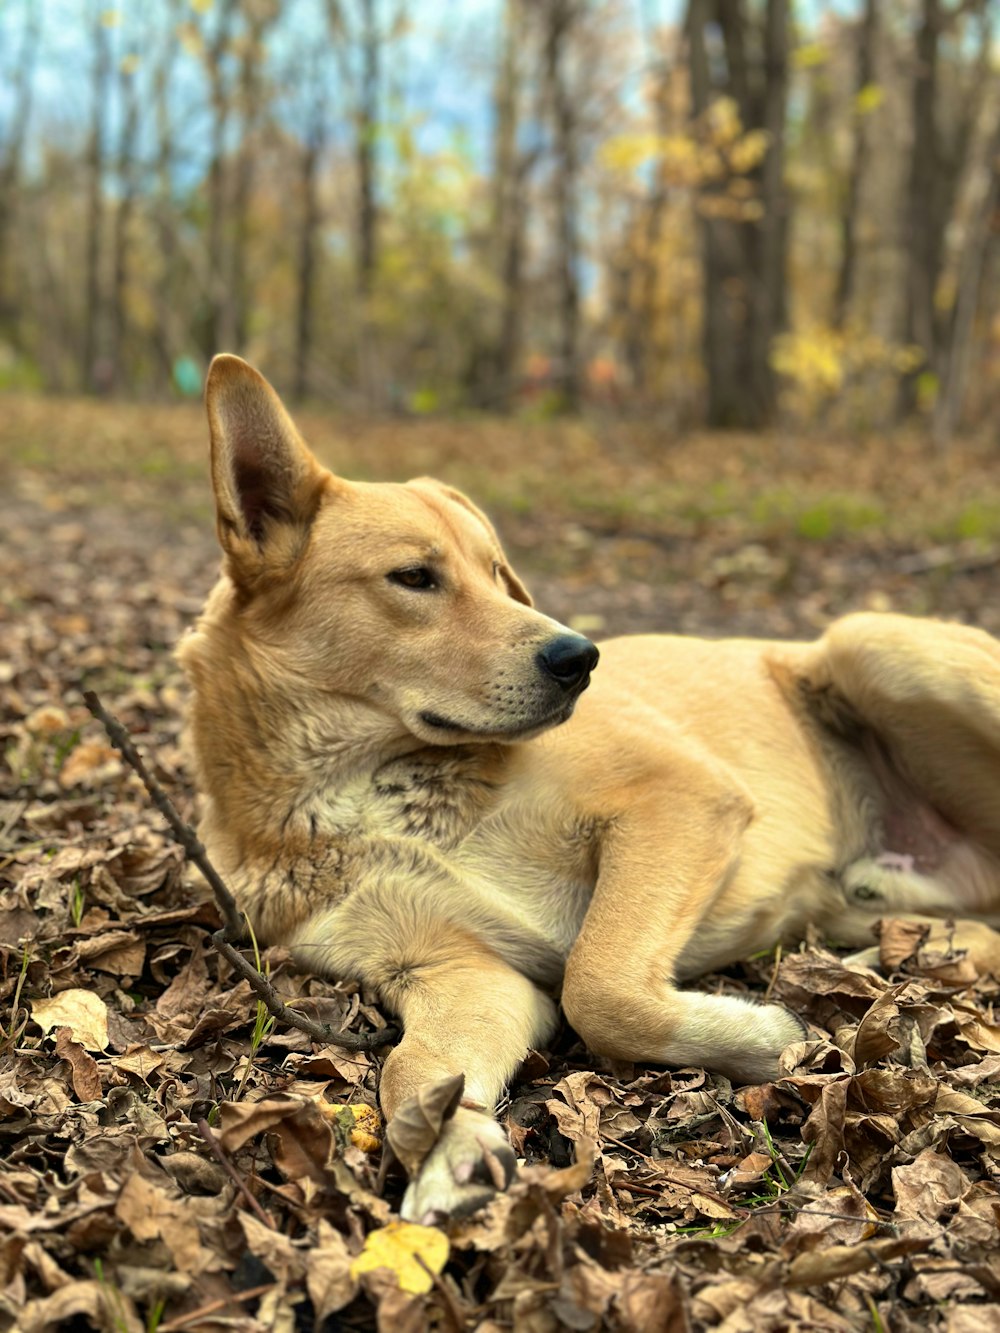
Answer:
[[537, 634, 600, 690]]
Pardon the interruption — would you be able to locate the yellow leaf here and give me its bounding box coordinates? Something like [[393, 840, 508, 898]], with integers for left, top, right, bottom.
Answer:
[[190, 0, 213, 11], [350, 1221, 448, 1294], [319, 1101, 383, 1155], [793, 41, 828, 69], [32, 989, 110, 1051], [855, 83, 885, 116], [100, 9, 120, 27], [120, 53, 140, 76], [177, 21, 204, 56]]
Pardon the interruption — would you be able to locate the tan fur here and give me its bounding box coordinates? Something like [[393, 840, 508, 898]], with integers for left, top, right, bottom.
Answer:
[[178, 356, 1000, 1222]]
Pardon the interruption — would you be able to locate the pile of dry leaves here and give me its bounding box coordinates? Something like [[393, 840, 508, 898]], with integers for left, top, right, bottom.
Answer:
[[2, 416, 999, 1331]]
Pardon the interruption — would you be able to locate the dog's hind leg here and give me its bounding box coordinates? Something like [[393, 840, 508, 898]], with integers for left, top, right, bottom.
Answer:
[[811, 613, 1000, 924], [561, 753, 806, 1085]]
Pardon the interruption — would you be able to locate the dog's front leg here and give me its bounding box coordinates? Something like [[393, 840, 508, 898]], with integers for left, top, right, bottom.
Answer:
[[562, 772, 805, 1084], [311, 903, 553, 1224], [377, 953, 552, 1221], [376, 926, 557, 1223]]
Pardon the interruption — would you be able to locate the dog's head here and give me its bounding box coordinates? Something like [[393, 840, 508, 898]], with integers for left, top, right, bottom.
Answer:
[[198, 355, 598, 746]]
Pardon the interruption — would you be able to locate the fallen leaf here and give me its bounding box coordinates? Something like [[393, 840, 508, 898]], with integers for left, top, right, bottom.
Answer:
[[319, 1100, 382, 1154], [350, 1220, 449, 1294], [385, 1072, 464, 1176], [307, 1220, 360, 1320], [32, 989, 109, 1051], [54, 1027, 102, 1101]]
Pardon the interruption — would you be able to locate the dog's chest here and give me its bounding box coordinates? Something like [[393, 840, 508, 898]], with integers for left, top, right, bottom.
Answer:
[[368, 752, 499, 846], [331, 750, 599, 953]]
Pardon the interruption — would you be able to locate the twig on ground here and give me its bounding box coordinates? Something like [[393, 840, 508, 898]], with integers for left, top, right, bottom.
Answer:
[[84, 689, 243, 941], [196, 1116, 275, 1230], [84, 689, 395, 1053], [157, 1283, 276, 1333]]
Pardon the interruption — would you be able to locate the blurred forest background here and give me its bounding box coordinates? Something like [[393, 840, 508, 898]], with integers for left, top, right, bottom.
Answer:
[[1, 0, 998, 440]]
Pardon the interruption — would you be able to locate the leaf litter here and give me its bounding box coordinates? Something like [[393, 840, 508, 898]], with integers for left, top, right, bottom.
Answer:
[[2, 410, 1000, 1330]]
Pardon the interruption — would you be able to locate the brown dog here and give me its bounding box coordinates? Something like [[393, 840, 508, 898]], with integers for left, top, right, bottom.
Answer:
[[178, 355, 1000, 1222]]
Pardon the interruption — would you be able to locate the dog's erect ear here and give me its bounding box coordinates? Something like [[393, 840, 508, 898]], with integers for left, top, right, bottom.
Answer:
[[205, 355, 328, 579]]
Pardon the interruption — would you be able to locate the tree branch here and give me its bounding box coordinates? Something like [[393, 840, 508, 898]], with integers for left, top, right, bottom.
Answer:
[[83, 689, 395, 1053]]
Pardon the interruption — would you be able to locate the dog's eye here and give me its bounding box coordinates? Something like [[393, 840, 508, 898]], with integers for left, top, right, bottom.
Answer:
[[388, 566, 436, 591]]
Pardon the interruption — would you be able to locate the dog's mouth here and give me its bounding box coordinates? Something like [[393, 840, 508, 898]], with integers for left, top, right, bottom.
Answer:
[[418, 697, 579, 742]]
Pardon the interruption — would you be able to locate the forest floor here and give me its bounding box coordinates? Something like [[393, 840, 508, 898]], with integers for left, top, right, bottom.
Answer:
[[1, 393, 999, 1332]]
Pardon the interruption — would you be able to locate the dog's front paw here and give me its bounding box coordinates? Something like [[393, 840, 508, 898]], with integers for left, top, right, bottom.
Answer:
[[724, 1002, 808, 1083], [399, 1108, 515, 1225]]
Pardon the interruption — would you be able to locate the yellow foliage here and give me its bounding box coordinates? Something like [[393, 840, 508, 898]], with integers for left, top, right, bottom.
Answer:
[[729, 129, 770, 175], [855, 83, 885, 116], [708, 97, 742, 147], [319, 1101, 383, 1155], [177, 22, 203, 57], [350, 1221, 449, 1294], [772, 327, 926, 416], [793, 41, 829, 69], [601, 118, 768, 193], [772, 329, 844, 394]]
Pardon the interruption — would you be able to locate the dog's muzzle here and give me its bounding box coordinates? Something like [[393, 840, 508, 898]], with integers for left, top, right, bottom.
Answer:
[[536, 634, 600, 694]]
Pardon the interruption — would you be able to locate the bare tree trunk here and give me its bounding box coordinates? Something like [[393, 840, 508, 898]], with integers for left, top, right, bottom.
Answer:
[[82, 0, 111, 392], [204, 0, 239, 355], [833, 0, 876, 330], [151, 7, 183, 387], [544, 0, 581, 412], [110, 24, 141, 393], [0, 0, 40, 338], [357, 0, 379, 298], [230, 5, 277, 352], [687, 0, 788, 428], [753, 0, 789, 409], [900, 0, 989, 419], [933, 113, 1000, 446], [294, 54, 328, 401], [489, 0, 537, 411]]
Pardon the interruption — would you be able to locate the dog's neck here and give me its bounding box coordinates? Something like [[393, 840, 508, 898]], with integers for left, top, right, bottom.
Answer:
[[179, 585, 514, 848]]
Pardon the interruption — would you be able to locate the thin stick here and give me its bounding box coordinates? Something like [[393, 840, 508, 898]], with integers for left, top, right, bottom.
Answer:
[[196, 1116, 275, 1230], [84, 689, 395, 1053], [211, 929, 388, 1048], [157, 1282, 276, 1333], [84, 689, 242, 941]]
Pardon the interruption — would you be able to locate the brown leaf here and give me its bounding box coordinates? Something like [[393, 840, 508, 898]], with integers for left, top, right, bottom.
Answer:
[[851, 987, 903, 1066], [878, 918, 931, 969], [217, 1096, 311, 1154], [385, 1072, 465, 1176], [32, 988, 109, 1051], [307, 1220, 360, 1321], [892, 1147, 968, 1222], [240, 1211, 304, 1281], [798, 1077, 849, 1184], [75, 929, 145, 977], [115, 1172, 219, 1275], [54, 1026, 102, 1101], [17, 1279, 143, 1333], [615, 1271, 689, 1333], [59, 739, 122, 789], [781, 1236, 928, 1287]]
